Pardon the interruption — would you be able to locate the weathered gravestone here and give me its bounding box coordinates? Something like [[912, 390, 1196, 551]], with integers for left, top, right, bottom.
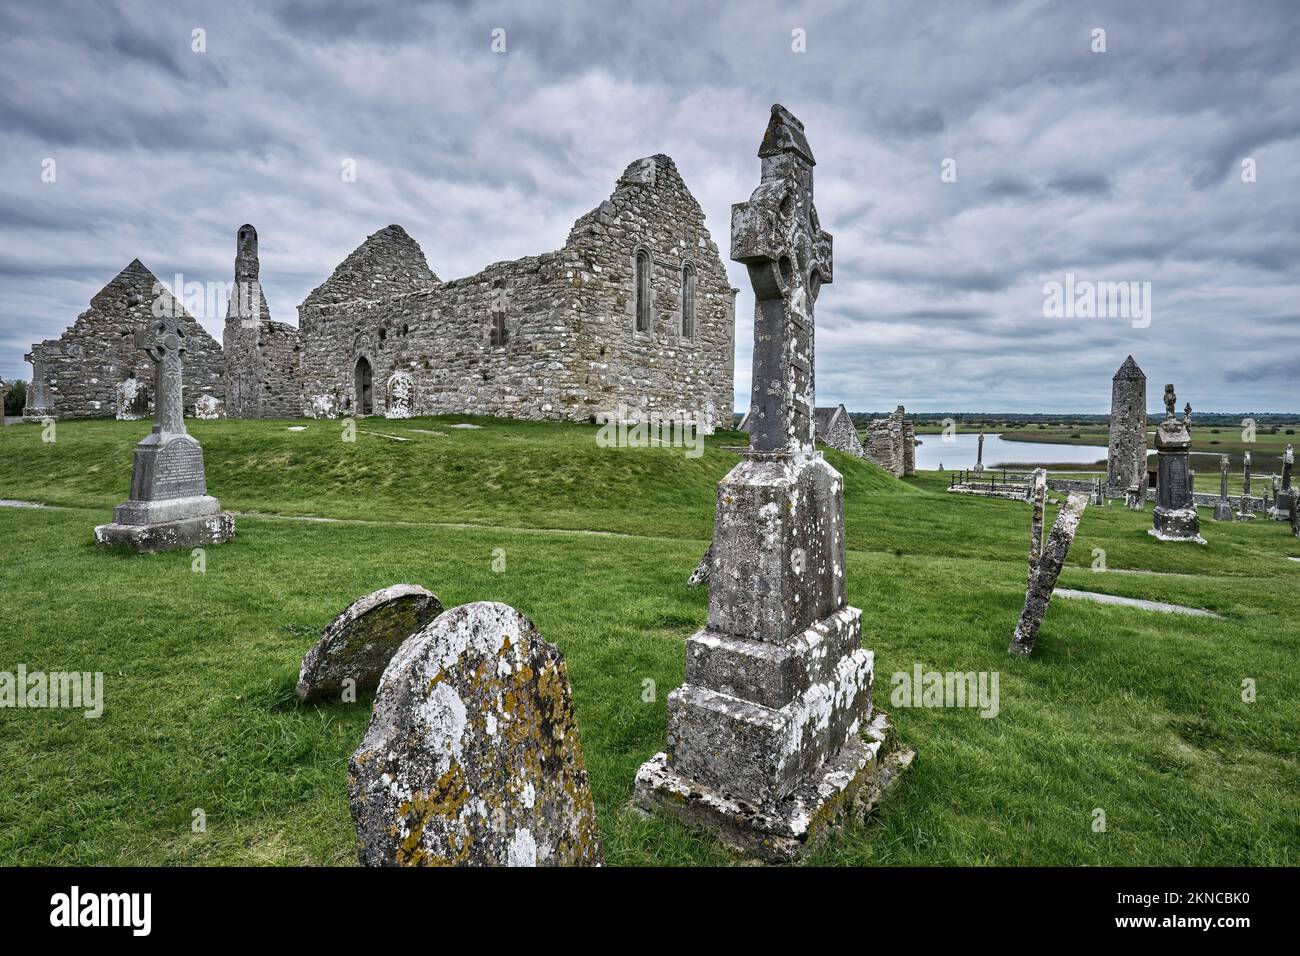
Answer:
[[114, 374, 149, 421], [385, 370, 415, 419], [1268, 444, 1294, 521], [194, 393, 224, 419], [1213, 454, 1234, 521], [1290, 486, 1299, 537], [349, 601, 602, 866], [1238, 452, 1255, 521], [1148, 388, 1204, 543], [94, 313, 235, 552], [297, 584, 443, 703], [1126, 483, 1144, 510], [1009, 492, 1089, 656], [22, 352, 55, 422], [687, 542, 712, 587], [633, 105, 910, 862]]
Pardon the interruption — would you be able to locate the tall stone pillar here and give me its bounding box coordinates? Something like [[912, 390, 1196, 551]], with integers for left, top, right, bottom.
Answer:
[[634, 105, 910, 861], [1149, 387, 1203, 543], [1268, 444, 1294, 520], [1238, 452, 1255, 521], [974, 430, 985, 475], [1213, 454, 1234, 521], [1106, 355, 1147, 498]]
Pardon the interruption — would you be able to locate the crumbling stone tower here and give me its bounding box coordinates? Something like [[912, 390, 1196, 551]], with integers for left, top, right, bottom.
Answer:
[[222, 225, 303, 418], [1106, 355, 1147, 497]]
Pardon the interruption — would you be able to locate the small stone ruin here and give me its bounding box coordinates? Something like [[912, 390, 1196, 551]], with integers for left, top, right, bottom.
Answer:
[[863, 405, 915, 477]]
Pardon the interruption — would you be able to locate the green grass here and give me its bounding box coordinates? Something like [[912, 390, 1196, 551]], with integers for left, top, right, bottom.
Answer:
[[1, 416, 1297, 866]]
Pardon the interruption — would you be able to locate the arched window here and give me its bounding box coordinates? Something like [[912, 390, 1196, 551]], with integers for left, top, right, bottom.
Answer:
[[680, 262, 696, 339], [635, 249, 652, 333], [355, 356, 374, 415]]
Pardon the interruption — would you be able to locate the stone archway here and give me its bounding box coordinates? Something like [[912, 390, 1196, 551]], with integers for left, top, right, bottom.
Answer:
[[355, 356, 374, 416]]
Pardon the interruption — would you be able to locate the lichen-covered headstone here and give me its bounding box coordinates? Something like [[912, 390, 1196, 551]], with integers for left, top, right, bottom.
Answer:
[[1009, 492, 1088, 656], [297, 584, 443, 703], [1149, 387, 1203, 543], [385, 370, 415, 419], [1026, 468, 1047, 586], [194, 393, 224, 419], [349, 601, 602, 866]]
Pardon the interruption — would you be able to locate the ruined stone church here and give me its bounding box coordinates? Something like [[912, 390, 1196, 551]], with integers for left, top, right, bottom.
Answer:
[[25, 155, 737, 430]]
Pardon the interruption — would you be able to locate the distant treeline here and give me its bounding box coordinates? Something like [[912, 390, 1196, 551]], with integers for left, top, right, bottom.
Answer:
[[846, 411, 1298, 427]]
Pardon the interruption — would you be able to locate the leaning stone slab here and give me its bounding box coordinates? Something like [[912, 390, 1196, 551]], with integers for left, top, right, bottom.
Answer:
[[348, 601, 602, 866], [296, 584, 443, 703], [1009, 492, 1088, 656]]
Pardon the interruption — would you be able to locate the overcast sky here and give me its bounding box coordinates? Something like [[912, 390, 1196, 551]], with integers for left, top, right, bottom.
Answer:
[[2, 0, 1297, 413]]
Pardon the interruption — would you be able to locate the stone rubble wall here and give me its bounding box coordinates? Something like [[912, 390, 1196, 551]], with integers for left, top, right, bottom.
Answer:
[[863, 407, 913, 477]]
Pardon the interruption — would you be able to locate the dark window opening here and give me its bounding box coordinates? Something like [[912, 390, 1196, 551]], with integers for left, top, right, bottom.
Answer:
[[635, 250, 652, 333], [355, 356, 373, 415], [681, 263, 696, 339]]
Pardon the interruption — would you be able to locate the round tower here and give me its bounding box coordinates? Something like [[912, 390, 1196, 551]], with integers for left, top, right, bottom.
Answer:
[[1106, 355, 1147, 496]]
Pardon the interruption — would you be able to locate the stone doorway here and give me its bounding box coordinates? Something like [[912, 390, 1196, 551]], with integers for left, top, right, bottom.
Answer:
[[355, 357, 374, 415]]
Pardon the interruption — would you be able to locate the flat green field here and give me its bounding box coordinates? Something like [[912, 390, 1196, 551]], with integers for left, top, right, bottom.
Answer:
[[1, 416, 1297, 866]]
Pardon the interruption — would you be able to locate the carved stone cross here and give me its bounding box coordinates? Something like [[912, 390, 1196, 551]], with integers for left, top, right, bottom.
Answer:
[[732, 104, 833, 456], [1163, 383, 1176, 419], [135, 315, 188, 436]]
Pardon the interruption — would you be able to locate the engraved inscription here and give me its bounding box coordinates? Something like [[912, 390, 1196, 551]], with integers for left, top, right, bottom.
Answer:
[[154, 438, 207, 498]]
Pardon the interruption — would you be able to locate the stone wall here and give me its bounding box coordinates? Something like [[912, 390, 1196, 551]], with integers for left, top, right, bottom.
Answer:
[[864, 406, 913, 477], [297, 156, 735, 428], [25, 259, 224, 420]]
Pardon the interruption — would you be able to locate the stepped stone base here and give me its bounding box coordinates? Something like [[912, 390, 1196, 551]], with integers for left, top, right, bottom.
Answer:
[[634, 712, 911, 863], [1213, 500, 1234, 521], [1150, 506, 1204, 543], [95, 511, 234, 553]]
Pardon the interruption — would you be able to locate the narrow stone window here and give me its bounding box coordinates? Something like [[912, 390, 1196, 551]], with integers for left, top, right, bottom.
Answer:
[[635, 250, 652, 334], [680, 262, 696, 339], [490, 279, 508, 347]]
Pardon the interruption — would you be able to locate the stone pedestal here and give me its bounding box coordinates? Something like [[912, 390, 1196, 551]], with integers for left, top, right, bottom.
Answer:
[[1267, 444, 1294, 521], [1148, 388, 1204, 544], [95, 433, 234, 552], [634, 453, 909, 860]]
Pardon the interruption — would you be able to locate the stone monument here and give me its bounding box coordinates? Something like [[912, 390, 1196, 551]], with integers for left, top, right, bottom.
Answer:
[[974, 430, 985, 475], [1148, 386, 1203, 543], [1238, 452, 1255, 521], [1213, 454, 1234, 521], [1268, 444, 1294, 521], [0, 378, 9, 421], [634, 105, 910, 862], [94, 313, 235, 552], [1026, 468, 1048, 586]]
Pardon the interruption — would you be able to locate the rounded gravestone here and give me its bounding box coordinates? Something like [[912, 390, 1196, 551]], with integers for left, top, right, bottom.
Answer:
[[348, 601, 603, 867], [297, 584, 443, 703]]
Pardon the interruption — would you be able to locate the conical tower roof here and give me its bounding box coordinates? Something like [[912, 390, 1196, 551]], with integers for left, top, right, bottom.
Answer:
[[1113, 355, 1145, 381]]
